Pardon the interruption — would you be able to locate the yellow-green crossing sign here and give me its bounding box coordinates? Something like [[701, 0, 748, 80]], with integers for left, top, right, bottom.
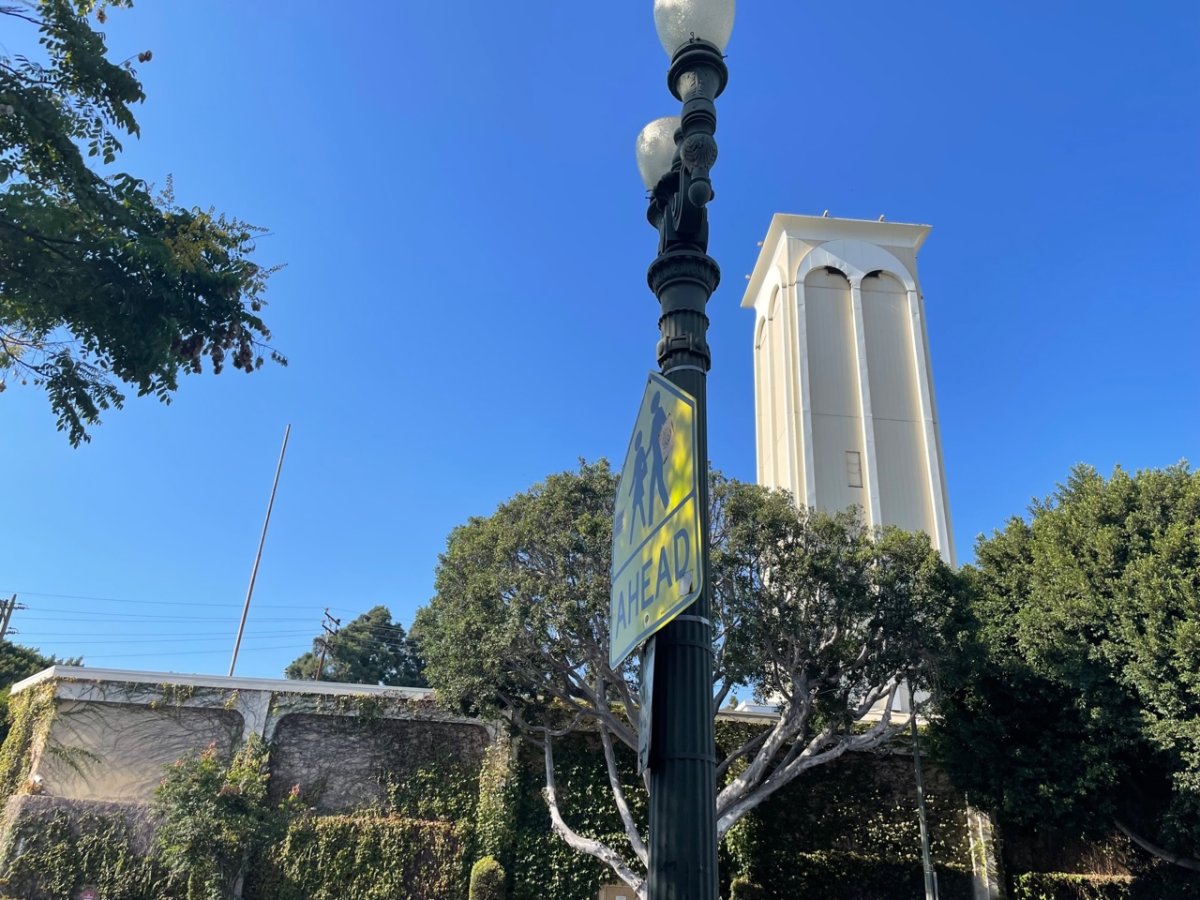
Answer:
[[610, 372, 703, 669]]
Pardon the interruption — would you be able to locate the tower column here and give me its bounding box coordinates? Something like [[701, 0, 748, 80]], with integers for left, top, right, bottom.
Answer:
[[790, 275, 817, 507], [848, 278, 883, 529], [905, 287, 954, 564]]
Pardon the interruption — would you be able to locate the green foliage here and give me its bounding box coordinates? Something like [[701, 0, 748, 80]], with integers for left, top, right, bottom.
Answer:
[[0, 1, 283, 444], [1010, 872, 1135, 900], [750, 850, 973, 900], [507, 730, 641, 900], [413, 460, 618, 721], [415, 461, 960, 885], [1009, 865, 1200, 900], [711, 477, 959, 708], [474, 736, 518, 862], [286, 606, 427, 687], [933, 464, 1200, 866], [0, 640, 76, 687], [0, 807, 175, 900], [469, 855, 506, 900], [151, 736, 292, 900], [714, 724, 972, 897], [251, 814, 469, 900], [729, 876, 766, 899], [0, 641, 78, 745], [383, 758, 479, 823], [0, 681, 56, 803]]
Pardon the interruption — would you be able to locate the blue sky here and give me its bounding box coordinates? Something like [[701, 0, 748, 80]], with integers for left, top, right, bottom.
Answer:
[[3, 1, 1198, 678]]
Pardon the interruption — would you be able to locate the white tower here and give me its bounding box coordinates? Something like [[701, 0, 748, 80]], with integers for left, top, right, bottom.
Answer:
[[741, 214, 955, 565]]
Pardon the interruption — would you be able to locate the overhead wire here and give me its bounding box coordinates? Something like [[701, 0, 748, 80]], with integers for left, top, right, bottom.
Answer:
[[15, 633, 315, 645], [0, 589, 348, 610], [79, 644, 304, 660]]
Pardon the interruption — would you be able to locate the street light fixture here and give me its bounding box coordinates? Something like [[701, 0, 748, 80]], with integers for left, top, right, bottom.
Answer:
[[635, 117, 680, 191], [636, 1, 733, 897]]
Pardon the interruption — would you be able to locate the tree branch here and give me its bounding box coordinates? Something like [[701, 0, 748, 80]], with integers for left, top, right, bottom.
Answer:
[[543, 736, 645, 894], [715, 681, 910, 837], [714, 725, 770, 782], [1115, 819, 1200, 872], [599, 722, 648, 867], [711, 680, 733, 719]]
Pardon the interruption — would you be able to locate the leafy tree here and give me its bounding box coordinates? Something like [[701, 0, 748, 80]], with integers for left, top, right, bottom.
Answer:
[[413, 461, 959, 895], [933, 463, 1200, 872], [285, 605, 427, 687], [1, 0, 283, 445]]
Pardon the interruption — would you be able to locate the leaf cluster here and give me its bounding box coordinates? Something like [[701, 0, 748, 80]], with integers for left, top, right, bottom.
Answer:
[[712, 475, 956, 715], [468, 855, 506, 900], [285, 605, 427, 688], [0, 640, 79, 747], [413, 460, 619, 724], [413, 461, 960, 887], [933, 463, 1200, 860], [1, 1, 284, 444], [252, 814, 469, 900], [151, 736, 293, 900]]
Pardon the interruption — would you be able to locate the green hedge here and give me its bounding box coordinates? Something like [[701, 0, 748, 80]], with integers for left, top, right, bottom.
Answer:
[[1011, 872, 1134, 900], [508, 733, 643, 900], [1010, 869, 1200, 900], [749, 850, 973, 900], [248, 815, 470, 900], [729, 875, 767, 899], [470, 855, 506, 900], [505, 727, 979, 900]]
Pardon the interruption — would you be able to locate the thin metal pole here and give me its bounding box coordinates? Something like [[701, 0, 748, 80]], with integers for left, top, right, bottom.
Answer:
[[911, 686, 939, 900], [229, 424, 291, 676]]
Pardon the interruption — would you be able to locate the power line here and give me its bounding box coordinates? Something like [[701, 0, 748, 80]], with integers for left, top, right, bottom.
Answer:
[[15, 633, 314, 645], [16, 628, 407, 647], [79, 644, 303, 660], [0, 588, 333, 611], [20, 608, 313, 621]]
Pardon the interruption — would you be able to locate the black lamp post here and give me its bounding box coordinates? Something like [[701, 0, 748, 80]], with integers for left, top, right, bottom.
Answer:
[[635, 2, 733, 897]]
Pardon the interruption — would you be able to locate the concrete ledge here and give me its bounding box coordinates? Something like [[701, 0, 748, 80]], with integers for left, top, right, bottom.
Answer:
[[11, 666, 434, 700]]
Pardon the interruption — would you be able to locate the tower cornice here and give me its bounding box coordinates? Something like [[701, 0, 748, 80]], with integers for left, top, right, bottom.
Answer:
[[741, 214, 931, 310]]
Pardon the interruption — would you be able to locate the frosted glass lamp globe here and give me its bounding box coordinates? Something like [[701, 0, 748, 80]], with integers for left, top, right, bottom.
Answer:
[[635, 116, 681, 189], [653, 0, 735, 57]]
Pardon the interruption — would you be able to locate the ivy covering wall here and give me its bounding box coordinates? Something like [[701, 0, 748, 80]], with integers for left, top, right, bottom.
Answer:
[[0, 682, 55, 804], [503, 725, 976, 900], [249, 815, 470, 900], [3, 684, 1190, 899], [0, 804, 170, 900]]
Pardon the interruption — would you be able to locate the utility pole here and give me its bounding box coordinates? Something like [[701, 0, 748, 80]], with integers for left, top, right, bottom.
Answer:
[[313, 609, 341, 681], [0, 595, 19, 641]]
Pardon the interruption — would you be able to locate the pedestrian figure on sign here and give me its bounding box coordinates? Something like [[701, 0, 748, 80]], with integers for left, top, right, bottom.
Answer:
[[648, 392, 672, 521], [630, 431, 650, 541]]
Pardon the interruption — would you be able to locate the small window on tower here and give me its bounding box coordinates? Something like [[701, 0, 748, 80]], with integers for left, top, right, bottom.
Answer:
[[846, 451, 863, 488]]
